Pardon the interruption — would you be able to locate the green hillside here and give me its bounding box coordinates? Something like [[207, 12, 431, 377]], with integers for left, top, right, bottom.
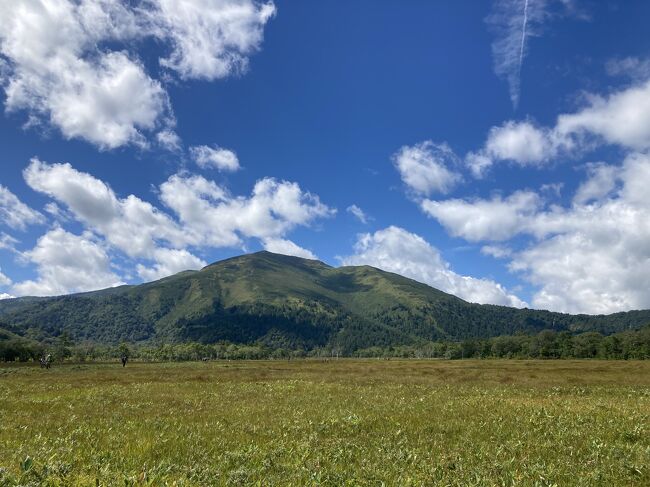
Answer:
[[1, 251, 649, 352]]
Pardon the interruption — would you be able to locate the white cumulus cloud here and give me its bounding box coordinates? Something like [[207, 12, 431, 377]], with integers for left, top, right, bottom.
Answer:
[[470, 76, 650, 175], [421, 191, 541, 242], [393, 141, 462, 196], [12, 227, 124, 296], [190, 145, 240, 172], [20, 158, 333, 287], [340, 226, 526, 308], [153, 0, 276, 80], [0, 0, 275, 148], [426, 152, 650, 314]]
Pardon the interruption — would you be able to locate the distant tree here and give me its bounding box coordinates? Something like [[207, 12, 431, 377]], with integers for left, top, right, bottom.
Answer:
[[572, 332, 603, 358], [117, 342, 131, 359], [53, 332, 74, 361]]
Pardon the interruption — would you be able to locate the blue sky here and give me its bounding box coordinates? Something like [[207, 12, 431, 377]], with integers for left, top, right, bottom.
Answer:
[[1, 0, 650, 314]]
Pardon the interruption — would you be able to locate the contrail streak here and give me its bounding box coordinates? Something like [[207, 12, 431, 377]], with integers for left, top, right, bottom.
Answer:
[[519, 0, 529, 77]]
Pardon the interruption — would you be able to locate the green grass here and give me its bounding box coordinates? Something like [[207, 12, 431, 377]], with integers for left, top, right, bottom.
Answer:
[[0, 360, 648, 486]]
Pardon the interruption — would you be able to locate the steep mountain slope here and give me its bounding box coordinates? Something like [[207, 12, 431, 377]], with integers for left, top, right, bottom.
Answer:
[[1, 251, 649, 351]]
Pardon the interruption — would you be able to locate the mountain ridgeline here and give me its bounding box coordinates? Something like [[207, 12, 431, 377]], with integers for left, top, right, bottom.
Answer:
[[1, 251, 649, 353]]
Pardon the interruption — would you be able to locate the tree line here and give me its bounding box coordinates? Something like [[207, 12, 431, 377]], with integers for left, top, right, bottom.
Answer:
[[2, 326, 649, 363]]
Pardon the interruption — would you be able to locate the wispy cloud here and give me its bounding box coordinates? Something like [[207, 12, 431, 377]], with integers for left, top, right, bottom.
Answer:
[[487, 0, 588, 109], [487, 0, 547, 109]]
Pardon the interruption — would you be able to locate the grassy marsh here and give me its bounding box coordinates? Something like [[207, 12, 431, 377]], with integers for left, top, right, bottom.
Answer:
[[0, 360, 648, 486]]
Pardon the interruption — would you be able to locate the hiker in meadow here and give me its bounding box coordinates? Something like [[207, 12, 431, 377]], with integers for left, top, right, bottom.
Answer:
[[121, 354, 128, 367], [40, 353, 52, 369]]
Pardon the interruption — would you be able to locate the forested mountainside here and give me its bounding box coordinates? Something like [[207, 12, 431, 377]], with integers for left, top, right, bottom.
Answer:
[[1, 251, 649, 352]]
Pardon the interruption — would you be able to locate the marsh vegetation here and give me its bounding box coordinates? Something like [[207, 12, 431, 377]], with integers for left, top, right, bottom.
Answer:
[[0, 359, 648, 485]]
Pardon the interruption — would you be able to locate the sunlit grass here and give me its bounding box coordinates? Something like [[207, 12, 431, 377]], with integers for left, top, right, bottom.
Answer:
[[0, 360, 648, 486]]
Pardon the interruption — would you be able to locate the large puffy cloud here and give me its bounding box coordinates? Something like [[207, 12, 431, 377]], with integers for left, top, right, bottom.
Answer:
[[340, 226, 526, 308], [12, 227, 124, 296], [159, 174, 335, 247], [421, 191, 541, 242], [0, 184, 44, 230], [427, 152, 650, 314], [20, 158, 333, 289], [393, 141, 462, 196], [0, 0, 275, 148], [0, 0, 168, 149], [24, 158, 188, 258]]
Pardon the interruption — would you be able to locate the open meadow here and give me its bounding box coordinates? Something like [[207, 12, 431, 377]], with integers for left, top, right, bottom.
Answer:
[[0, 359, 649, 486]]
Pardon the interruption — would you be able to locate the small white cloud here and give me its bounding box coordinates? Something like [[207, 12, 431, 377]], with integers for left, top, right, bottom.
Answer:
[[0, 184, 44, 230], [0, 233, 19, 252], [346, 204, 369, 224], [481, 245, 512, 259], [157, 129, 182, 151], [465, 151, 494, 179], [0, 267, 11, 287], [0, 293, 14, 300], [262, 237, 317, 259], [393, 141, 462, 196], [44, 202, 72, 222], [540, 182, 563, 198], [160, 174, 335, 248], [190, 145, 240, 172], [341, 226, 526, 307], [484, 121, 556, 165]]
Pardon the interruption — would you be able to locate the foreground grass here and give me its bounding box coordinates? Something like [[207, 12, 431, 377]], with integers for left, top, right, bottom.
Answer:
[[0, 360, 648, 486]]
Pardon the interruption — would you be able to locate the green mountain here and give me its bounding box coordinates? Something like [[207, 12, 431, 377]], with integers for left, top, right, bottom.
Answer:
[[1, 251, 649, 352]]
